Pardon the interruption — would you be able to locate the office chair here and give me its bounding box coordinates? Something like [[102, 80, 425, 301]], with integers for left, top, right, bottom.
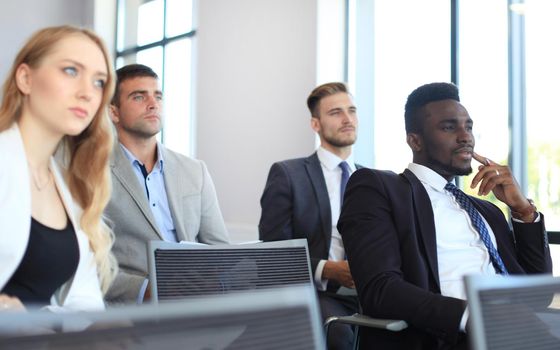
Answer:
[[324, 313, 407, 349], [147, 239, 312, 301], [147, 239, 406, 349], [464, 274, 560, 350], [0, 286, 326, 350]]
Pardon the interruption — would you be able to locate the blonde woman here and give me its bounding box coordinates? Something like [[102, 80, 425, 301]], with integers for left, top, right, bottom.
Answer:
[[0, 26, 117, 312]]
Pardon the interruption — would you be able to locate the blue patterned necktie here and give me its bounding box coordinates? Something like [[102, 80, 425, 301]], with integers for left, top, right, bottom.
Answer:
[[444, 182, 509, 275], [339, 161, 351, 205]]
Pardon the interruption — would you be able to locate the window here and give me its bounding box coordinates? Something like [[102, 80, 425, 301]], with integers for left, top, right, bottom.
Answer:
[[457, 0, 509, 212], [116, 0, 195, 156], [524, 0, 560, 232], [348, 0, 559, 272], [524, 0, 560, 274], [348, 0, 451, 170]]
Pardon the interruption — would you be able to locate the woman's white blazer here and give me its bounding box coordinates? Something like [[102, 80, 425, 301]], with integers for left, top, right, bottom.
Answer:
[[0, 124, 104, 312]]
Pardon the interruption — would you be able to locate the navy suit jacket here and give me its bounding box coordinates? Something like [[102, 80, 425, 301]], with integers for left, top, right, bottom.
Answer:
[[338, 168, 552, 350]]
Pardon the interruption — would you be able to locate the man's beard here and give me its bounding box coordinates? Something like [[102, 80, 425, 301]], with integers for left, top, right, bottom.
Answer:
[[323, 133, 356, 148], [122, 121, 161, 139], [426, 155, 472, 177]]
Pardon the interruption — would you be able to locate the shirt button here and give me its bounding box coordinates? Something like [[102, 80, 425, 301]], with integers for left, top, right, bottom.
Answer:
[[152, 203, 156, 207]]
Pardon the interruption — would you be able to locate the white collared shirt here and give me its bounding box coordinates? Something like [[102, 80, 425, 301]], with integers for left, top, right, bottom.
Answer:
[[408, 163, 498, 302], [314, 147, 356, 290]]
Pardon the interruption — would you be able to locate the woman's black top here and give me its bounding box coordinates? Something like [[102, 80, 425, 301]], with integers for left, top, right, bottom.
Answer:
[[1, 217, 80, 307]]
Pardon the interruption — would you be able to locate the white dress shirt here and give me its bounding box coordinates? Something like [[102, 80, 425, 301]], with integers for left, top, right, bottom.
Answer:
[[408, 163, 499, 300], [408, 163, 501, 330], [408, 163, 541, 330], [314, 147, 356, 290]]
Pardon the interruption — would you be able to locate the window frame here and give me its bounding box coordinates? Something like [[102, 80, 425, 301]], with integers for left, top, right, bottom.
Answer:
[[114, 0, 196, 146]]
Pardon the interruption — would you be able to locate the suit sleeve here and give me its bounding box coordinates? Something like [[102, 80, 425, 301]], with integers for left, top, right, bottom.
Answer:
[[474, 198, 552, 275], [105, 268, 147, 304], [259, 162, 320, 273], [197, 161, 230, 244], [338, 169, 466, 344], [512, 216, 552, 274], [259, 163, 294, 240]]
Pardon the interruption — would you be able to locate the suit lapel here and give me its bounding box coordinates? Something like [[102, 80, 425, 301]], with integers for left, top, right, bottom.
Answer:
[[305, 153, 332, 249], [469, 198, 513, 267], [111, 143, 162, 239], [402, 169, 440, 290], [161, 148, 187, 241]]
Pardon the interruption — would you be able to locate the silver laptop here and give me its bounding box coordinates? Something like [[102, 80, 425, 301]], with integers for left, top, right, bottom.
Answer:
[[464, 274, 560, 350], [0, 285, 325, 350]]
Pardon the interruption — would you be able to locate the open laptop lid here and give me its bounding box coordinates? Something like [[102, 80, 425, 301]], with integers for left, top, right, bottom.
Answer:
[[464, 274, 560, 350], [0, 285, 325, 350]]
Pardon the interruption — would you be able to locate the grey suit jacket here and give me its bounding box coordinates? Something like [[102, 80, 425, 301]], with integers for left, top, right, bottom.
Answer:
[[259, 152, 360, 275], [105, 143, 229, 303], [259, 153, 330, 274]]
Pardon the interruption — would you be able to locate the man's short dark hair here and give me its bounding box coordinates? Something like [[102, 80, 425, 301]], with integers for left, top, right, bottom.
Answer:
[[307, 82, 349, 118], [111, 64, 159, 106], [404, 82, 460, 134]]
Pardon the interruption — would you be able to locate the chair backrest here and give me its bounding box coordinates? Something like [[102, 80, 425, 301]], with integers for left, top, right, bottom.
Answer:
[[147, 239, 313, 302], [0, 285, 325, 350], [464, 274, 560, 350]]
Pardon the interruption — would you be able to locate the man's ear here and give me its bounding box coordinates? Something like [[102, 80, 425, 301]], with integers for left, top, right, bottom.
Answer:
[[407, 133, 423, 153], [310, 117, 320, 133], [15, 63, 33, 95], [109, 105, 120, 123]]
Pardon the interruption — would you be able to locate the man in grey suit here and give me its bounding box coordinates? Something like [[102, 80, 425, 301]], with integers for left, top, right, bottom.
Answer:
[[105, 64, 229, 304], [259, 82, 359, 350]]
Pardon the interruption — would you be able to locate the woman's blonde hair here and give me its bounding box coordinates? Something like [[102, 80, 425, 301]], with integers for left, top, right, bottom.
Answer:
[[0, 25, 117, 294]]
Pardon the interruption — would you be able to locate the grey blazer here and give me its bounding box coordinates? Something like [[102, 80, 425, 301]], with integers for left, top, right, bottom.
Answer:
[[105, 143, 229, 303]]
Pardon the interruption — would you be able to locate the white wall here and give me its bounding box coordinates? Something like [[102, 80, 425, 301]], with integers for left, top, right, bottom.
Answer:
[[0, 0, 95, 83], [94, 0, 117, 56], [195, 0, 319, 241], [1, 0, 328, 243]]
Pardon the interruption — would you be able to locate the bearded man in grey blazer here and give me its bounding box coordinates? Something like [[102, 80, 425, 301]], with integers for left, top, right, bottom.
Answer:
[[259, 82, 360, 350], [105, 64, 229, 304]]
